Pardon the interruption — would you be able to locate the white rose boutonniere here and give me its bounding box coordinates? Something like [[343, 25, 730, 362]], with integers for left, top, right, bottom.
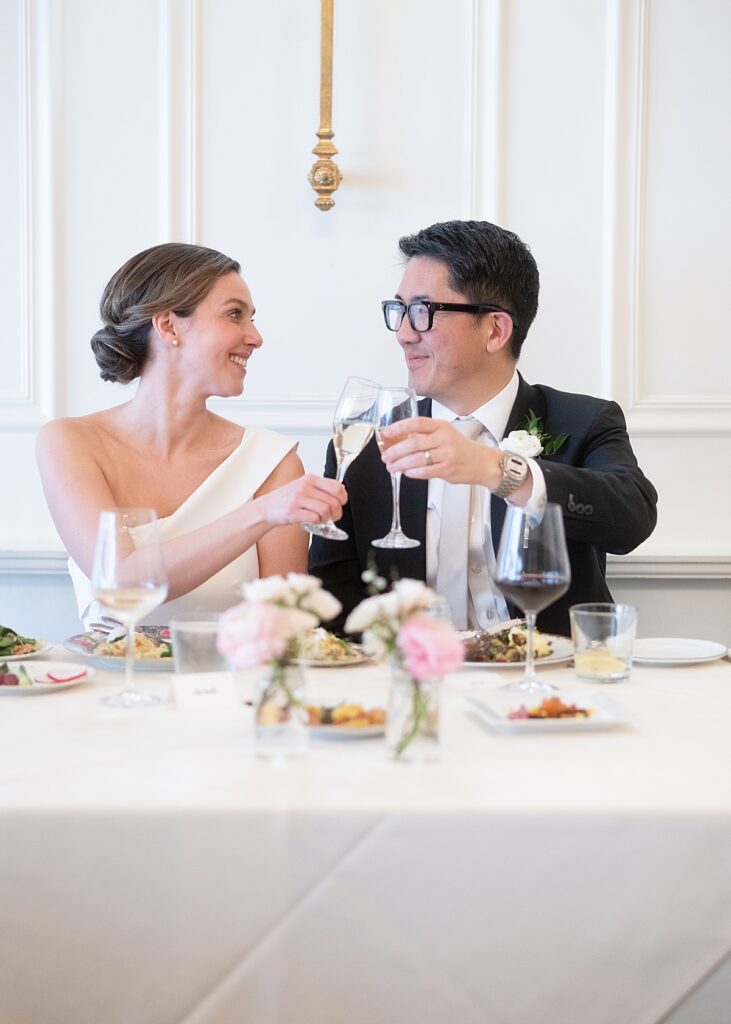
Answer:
[[500, 410, 568, 458]]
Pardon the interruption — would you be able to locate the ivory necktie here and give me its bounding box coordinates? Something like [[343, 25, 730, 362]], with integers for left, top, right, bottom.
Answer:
[[435, 417, 485, 629]]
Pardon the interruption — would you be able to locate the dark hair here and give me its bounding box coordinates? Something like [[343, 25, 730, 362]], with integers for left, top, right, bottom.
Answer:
[[90, 243, 241, 383], [398, 220, 539, 359]]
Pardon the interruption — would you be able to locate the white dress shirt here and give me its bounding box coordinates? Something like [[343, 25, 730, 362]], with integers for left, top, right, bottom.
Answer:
[[426, 371, 547, 628]]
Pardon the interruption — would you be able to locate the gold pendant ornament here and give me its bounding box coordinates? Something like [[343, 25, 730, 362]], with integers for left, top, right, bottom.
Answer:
[[308, 0, 342, 211]]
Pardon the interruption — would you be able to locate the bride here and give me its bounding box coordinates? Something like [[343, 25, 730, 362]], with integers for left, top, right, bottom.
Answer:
[[36, 242, 345, 626]]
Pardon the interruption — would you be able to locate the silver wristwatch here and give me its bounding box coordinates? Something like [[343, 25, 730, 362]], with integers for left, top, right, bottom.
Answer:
[[493, 452, 529, 498]]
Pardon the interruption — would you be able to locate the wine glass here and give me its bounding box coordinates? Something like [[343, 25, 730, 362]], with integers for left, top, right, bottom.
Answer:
[[372, 386, 420, 549], [303, 376, 379, 541], [494, 503, 570, 696], [91, 508, 168, 707]]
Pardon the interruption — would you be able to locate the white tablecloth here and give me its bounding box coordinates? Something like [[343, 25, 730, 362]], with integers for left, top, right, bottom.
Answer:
[[1, 647, 730, 1024]]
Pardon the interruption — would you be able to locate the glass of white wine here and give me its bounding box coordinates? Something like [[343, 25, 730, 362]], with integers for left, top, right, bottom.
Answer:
[[91, 508, 168, 707], [372, 385, 420, 549], [303, 376, 379, 541]]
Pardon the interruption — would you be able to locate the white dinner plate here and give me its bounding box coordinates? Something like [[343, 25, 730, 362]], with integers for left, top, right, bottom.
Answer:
[[0, 641, 53, 662], [0, 660, 95, 695], [465, 693, 630, 734], [64, 628, 173, 672], [294, 648, 370, 668], [309, 724, 385, 740], [632, 637, 728, 666], [460, 633, 573, 669]]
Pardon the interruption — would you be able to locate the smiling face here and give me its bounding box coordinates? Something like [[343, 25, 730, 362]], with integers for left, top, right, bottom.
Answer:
[[394, 257, 514, 412], [175, 271, 262, 398]]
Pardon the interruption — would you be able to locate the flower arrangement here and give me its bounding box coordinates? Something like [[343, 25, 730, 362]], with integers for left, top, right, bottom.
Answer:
[[217, 575, 341, 749], [345, 578, 463, 757], [500, 410, 568, 458], [217, 574, 341, 669]]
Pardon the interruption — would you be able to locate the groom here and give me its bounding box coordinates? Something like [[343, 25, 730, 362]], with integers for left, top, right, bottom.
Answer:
[[308, 220, 657, 636]]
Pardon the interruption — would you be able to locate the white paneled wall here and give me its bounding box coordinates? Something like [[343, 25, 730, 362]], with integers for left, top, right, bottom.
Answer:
[[1, 0, 729, 641]]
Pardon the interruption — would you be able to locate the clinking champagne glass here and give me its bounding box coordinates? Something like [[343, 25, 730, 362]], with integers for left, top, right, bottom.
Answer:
[[372, 385, 420, 549], [494, 503, 570, 697], [91, 508, 168, 707], [303, 376, 379, 541]]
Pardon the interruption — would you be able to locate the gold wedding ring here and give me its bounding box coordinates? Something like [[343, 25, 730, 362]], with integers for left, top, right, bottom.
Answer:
[[424, 449, 432, 466]]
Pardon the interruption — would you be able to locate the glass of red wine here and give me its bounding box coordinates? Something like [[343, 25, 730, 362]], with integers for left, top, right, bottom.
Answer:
[[494, 503, 570, 696]]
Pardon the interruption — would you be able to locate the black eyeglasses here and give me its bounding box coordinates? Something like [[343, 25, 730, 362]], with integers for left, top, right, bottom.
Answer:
[[382, 299, 517, 333]]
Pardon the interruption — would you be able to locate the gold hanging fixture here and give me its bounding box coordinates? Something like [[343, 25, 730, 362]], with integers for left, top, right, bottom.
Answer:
[[308, 0, 342, 211]]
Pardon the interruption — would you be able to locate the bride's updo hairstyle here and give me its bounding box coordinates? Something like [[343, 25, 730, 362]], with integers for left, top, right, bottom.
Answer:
[[91, 243, 241, 383]]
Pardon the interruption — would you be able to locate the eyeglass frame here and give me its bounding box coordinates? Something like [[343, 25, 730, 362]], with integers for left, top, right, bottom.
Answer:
[[381, 299, 518, 333]]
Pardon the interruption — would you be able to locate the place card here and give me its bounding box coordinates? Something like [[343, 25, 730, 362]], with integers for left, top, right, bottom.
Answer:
[[170, 670, 239, 711]]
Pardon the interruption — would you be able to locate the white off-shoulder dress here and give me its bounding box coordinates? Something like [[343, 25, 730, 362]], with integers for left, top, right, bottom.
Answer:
[[68, 427, 297, 628]]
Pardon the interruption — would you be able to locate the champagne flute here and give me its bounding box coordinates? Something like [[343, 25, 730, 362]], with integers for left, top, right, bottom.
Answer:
[[303, 376, 379, 541], [494, 503, 570, 696], [372, 385, 420, 549], [91, 508, 168, 707]]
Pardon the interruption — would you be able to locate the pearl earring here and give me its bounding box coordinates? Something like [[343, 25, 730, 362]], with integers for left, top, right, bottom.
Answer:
[[172, 337, 179, 347]]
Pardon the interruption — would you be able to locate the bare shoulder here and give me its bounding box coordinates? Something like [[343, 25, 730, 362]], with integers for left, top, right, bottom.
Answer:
[[36, 413, 107, 461], [255, 448, 305, 495]]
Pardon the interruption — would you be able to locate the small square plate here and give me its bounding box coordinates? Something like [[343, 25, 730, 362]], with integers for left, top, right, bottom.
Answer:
[[465, 693, 631, 734]]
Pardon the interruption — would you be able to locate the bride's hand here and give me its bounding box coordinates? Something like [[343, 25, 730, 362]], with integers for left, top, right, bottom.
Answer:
[[258, 474, 347, 526]]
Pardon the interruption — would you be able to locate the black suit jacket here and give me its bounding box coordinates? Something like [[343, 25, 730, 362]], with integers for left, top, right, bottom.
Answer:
[[309, 375, 658, 636]]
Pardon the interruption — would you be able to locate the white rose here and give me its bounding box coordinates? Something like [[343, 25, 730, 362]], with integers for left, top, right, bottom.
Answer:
[[499, 430, 543, 458], [280, 607, 319, 636], [344, 593, 384, 633], [391, 578, 438, 614], [286, 573, 320, 596], [240, 575, 292, 604], [301, 588, 342, 622]]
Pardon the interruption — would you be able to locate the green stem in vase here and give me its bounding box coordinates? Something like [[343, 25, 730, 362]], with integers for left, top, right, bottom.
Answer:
[[266, 659, 305, 713], [394, 679, 429, 757]]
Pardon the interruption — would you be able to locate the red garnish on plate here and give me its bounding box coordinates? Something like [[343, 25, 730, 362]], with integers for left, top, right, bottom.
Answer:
[[44, 670, 87, 683]]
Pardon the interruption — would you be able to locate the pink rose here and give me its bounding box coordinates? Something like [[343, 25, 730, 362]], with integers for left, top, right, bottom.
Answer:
[[217, 601, 293, 668], [396, 614, 464, 681]]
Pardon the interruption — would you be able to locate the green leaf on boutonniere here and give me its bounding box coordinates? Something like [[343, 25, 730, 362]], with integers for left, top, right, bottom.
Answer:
[[523, 409, 568, 456]]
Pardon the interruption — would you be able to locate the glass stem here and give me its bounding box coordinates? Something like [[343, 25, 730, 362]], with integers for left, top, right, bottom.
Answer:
[[389, 471, 403, 534], [124, 621, 138, 695], [523, 611, 538, 683], [320, 458, 349, 527]]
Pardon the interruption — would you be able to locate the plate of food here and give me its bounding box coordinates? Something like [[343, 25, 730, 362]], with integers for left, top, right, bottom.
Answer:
[[632, 637, 728, 666], [64, 626, 173, 671], [306, 701, 386, 738], [294, 628, 370, 667], [460, 625, 573, 668], [0, 626, 52, 661], [465, 693, 630, 734], [0, 660, 95, 695]]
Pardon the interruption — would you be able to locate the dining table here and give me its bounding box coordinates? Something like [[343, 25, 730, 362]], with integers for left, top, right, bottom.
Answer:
[[1, 642, 730, 1024]]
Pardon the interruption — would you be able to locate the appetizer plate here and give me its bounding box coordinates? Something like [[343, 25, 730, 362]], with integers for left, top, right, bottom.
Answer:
[[64, 628, 173, 672], [464, 693, 630, 734], [1, 641, 53, 661], [309, 723, 385, 740], [460, 632, 573, 669], [0, 660, 95, 695], [632, 637, 728, 666]]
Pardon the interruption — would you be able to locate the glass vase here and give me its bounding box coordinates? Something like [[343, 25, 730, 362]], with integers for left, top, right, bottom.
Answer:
[[386, 660, 441, 762], [254, 660, 309, 759]]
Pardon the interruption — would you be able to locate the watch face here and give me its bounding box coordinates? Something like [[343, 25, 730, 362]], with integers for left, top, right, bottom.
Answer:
[[494, 453, 528, 498]]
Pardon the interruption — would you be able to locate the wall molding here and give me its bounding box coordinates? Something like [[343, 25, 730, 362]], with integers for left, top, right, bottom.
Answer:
[[158, 0, 198, 242], [3, 549, 730, 581], [469, 0, 503, 221], [0, 0, 55, 428], [607, 0, 731, 437], [208, 394, 335, 432]]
